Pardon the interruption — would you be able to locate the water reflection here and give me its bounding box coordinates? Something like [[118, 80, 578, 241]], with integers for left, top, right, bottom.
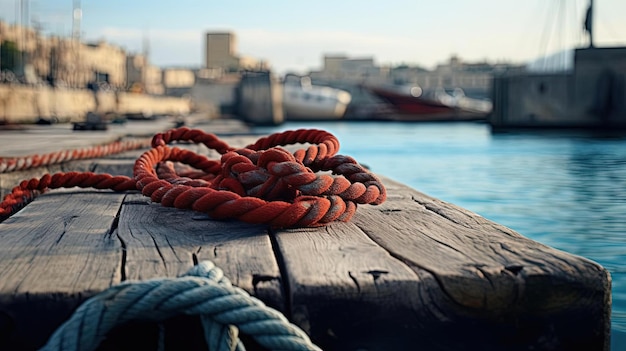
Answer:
[[258, 121, 626, 350]]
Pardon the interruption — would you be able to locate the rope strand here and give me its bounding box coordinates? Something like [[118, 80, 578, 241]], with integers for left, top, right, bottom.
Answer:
[[0, 138, 151, 174]]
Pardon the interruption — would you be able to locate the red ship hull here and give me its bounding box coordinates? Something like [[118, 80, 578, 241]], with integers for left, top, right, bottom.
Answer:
[[364, 85, 487, 121]]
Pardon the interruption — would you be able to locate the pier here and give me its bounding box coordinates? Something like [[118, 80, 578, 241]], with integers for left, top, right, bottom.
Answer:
[[0, 118, 611, 350]]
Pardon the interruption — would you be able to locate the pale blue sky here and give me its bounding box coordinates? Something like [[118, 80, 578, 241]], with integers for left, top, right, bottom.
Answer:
[[1, 0, 625, 74]]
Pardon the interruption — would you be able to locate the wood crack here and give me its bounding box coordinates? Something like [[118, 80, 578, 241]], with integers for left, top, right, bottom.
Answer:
[[474, 265, 495, 289], [252, 274, 280, 295], [56, 215, 78, 244], [195, 247, 203, 264], [112, 199, 126, 281], [268, 227, 292, 319], [116, 231, 127, 281], [412, 195, 468, 227], [419, 231, 471, 259], [347, 271, 361, 293], [355, 221, 466, 309], [162, 235, 182, 263], [149, 233, 167, 271]]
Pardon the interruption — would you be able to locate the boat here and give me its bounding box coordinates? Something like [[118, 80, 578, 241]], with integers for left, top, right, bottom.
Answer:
[[363, 83, 491, 121], [282, 74, 352, 120]]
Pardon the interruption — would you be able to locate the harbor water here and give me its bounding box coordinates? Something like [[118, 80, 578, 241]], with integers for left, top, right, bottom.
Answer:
[[256, 120, 626, 350]]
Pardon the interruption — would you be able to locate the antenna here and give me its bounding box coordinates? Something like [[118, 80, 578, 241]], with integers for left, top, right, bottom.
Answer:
[[143, 28, 150, 62], [72, 0, 81, 41]]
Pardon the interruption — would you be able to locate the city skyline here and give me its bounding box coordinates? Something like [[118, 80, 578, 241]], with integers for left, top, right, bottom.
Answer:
[[1, 0, 625, 74]]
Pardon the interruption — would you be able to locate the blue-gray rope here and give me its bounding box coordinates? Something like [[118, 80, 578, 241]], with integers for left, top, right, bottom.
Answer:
[[40, 261, 322, 351]]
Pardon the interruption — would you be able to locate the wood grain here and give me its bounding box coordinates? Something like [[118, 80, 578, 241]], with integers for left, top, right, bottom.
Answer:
[[0, 189, 125, 349], [117, 193, 285, 312], [351, 177, 611, 350], [272, 223, 428, 350]]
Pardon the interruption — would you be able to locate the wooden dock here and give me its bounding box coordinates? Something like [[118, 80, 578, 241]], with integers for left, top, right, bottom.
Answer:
[[0, 118, 611, 350]]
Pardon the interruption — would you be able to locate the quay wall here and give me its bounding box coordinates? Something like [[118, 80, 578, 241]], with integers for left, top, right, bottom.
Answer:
[[0, 85, 191, 123], [490, 47, 626, 129], [235, 71, 283, 125], [191, 81, 238, 115], [490, 74, 576, 127]]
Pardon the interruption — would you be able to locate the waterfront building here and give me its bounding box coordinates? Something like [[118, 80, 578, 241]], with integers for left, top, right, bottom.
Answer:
[[204, 32, 269, 73], [126, 54, 164, 95], [0, 20, 127, 89], [75, 41, 126, 88], [311, 53, 523, 99], [162, 68, 195, 97], [312, 55, 389, 84], [389, 55, 524, 98]]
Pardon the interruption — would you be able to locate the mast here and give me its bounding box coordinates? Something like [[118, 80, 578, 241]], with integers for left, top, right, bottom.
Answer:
[[584, 0, 594, 48]]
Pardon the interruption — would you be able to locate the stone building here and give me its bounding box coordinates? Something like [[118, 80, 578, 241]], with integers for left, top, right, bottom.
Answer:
[[0, 20, 127, 89], [126, 54, 164, 94], [389, 55, 524, 97], [310, 53, 523, 98], [162, 68, 195, 96], [311, 55, 389, 84], [76, 41, 126, 87]]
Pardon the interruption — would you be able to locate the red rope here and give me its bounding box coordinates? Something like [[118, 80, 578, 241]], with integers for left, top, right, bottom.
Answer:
[[0, 139, 152, 173], [0, 127, 386, 228]]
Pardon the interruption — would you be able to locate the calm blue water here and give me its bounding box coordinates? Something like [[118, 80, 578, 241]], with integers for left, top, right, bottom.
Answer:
[[255, 121, 626, 350]]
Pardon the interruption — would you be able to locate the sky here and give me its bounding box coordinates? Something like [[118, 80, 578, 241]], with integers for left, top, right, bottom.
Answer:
[[1, 0, 625, 75]]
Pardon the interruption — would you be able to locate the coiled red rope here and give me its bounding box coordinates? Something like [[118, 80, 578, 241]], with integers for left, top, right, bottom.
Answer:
[[0, 127, 386, 228]]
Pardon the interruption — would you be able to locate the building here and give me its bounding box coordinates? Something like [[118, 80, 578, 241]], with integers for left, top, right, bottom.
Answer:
[[322, 55, 348, 77], [389, 55, 525, 98], [239, 55, 267, 71], [310, 53, 524, 98], [126, 54, 163, 95], [76, 41, 126, 87], [311, 55, 389, 84], [204, 31, 269, 73], [205, 32, 240, 72], [0, 20, 127, 89], [162, 68, 195, 96]]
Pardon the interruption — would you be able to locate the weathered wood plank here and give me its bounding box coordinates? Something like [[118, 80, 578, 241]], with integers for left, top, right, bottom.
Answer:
[[86, 193, 284, 351], [116, 193, 285, 312], [351, 177, 611, 350], [0, 189, 125, 349], [272, 223, 428, 350]]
